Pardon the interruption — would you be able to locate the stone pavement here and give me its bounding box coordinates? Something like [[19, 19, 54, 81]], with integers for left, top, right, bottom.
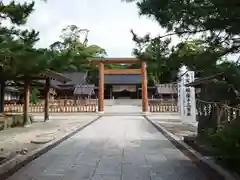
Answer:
[[7, 115, 208, 180], [104, 105, 142, 114], [0, 115, 98, 164], [148, 115, 197, 139]]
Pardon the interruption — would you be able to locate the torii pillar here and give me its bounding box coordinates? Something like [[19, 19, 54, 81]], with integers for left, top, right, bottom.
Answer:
[[98, 62, 104, 113], [141, 61, 148, 112]]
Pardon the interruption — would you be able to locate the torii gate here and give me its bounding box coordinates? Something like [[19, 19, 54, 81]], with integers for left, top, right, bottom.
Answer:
[[89, 58, 148, 113]]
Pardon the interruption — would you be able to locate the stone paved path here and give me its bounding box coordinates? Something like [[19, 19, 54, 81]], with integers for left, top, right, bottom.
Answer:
[[105, 105, 141, 114], [147, 116, 197, 139], [7, 116, 207, 180]]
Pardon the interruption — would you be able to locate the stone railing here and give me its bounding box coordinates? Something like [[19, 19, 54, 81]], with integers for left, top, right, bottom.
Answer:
[[148, 99, 178, 112], [4, 103, 97, 113]]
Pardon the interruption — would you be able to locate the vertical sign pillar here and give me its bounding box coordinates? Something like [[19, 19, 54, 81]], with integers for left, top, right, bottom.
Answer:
[[178, 71, 196, 123], [141, 61, 148, 112], [98, 62, 104, 112]]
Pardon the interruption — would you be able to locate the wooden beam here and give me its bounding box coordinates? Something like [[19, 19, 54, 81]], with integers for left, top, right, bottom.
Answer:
[[89, 58, 140, 64], [104, 69, 141, 75]]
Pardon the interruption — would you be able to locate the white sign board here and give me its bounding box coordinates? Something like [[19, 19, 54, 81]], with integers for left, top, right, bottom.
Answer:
[[178, 71, 196, 123]]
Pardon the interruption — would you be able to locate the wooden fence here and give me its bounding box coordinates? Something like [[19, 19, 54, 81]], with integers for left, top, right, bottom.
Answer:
[[4, 104, 97, 113], [38, 99, 98, 106], [196, 99, 240, 138], [148, 100, 178, 112]]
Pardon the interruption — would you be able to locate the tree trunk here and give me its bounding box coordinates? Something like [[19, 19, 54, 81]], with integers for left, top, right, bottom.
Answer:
[[23, 78, 31, 125], [0, 80, 5, 114], [44, 78, 50, 122]]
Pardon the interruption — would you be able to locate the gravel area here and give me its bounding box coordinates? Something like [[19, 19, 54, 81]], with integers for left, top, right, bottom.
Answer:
[[0, 115, 98, 164]]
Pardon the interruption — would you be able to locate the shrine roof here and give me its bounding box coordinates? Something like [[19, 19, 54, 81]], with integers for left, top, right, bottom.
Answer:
[[41, 70, 72, 83], [36, 72, 88, 89], [15, 70, 71, 83], [50, 72, 88, 88], [104, 74, 141, 84], [5, 86, 19, 92], [73, 84, 95, 95]]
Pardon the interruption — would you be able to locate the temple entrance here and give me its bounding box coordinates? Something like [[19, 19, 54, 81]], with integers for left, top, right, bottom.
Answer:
[[112, 85, 136, 99], [89, 58, 148, 113], [114, 90, 131, 99]]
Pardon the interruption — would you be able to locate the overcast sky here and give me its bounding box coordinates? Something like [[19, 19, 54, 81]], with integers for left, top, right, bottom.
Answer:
[[6, 0, 174, 57], [4, 0, 237, 60]]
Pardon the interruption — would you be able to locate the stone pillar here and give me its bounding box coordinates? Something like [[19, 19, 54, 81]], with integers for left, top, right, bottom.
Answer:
[[44, 78, 50, 121], [98, 62, 104, 112], [141, 61, 148, 112]]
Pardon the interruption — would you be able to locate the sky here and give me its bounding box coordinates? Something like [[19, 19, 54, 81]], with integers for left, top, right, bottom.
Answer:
[[3, 0, 238, 60], [5, 0, 174, 57]]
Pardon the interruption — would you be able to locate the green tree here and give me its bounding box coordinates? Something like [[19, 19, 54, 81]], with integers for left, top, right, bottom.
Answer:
[[131, 34, 179, 83], [170, 40, 227, 76], [123, 0, 240, 83], [0, 1, 34, 25], [0, 1, 38, 77], [9, 31, 51, 76], [0, 1, 51, 125], [123, 0, 240, 56], [0, 1, 51, 78], [49, 25, 106, 73], [30, 87, 40, 104], [131, 31, 226, 83]]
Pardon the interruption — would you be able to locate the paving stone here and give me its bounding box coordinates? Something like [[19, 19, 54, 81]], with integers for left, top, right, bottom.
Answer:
[[95, 163, 121, 175], [100, 156, 122, 164], [7, 172, 34, 180], [91, 174, 121, 180], [35, 174, 64, 180], [150, 172, 165, 180], [6, 115, 207, 180], [145, 153, 168, 164], [62, 164, 96, 180], [122, 163, 151, 180]]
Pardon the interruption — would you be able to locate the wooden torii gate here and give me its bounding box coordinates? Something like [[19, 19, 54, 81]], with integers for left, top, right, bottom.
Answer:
[[89, 58, 148, 113]]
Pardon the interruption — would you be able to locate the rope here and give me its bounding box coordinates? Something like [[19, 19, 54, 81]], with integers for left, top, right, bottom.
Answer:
[[196, 99, 240, 111], [196, 99, 219, 104]]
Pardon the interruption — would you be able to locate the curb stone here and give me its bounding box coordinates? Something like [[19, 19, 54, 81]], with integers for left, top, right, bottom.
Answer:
[[143, 115, 237, 180], [0, 116, 102, 180]]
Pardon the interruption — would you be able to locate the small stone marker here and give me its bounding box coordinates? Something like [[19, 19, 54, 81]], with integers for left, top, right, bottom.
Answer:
[[31, 134, 55, 144]]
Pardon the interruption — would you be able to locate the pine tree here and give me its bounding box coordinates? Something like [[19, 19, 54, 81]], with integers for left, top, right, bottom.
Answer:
[[0, 1, 50, 77]]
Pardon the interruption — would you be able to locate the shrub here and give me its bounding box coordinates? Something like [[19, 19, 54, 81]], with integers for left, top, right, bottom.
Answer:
[[30, 88, 40, 104], [208, 120, 240, 172]]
